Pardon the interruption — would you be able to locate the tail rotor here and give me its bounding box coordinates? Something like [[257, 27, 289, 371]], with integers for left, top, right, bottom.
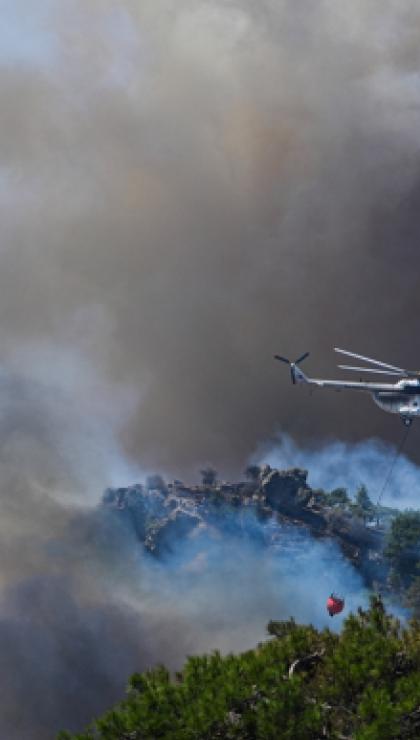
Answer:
[[274, 352, 310, 384]]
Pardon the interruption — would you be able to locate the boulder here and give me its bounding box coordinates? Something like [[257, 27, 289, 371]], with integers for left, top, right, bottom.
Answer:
[[145, 510, 200, 555], [261, 468, 311, 513]]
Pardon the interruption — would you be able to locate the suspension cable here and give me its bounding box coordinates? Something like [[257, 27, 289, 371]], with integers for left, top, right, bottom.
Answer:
[[375, 423, 411, 519]]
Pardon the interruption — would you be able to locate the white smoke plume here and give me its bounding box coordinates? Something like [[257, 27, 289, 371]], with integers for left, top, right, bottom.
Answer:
[[256, 432, 420, 510]]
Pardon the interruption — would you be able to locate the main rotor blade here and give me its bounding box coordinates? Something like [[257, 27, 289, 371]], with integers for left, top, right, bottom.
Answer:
[[294, 351, 309, 365], [334, 347, 405, 373], [274, 355, 290, 364], [338, 365, 404, 376]]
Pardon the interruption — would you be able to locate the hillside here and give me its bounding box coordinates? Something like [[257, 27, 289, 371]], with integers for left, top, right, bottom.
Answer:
[[56, 467, 420, 738], [101, 466, 395, 586]]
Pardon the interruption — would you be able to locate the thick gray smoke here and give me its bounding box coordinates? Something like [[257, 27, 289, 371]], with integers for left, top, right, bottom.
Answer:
[[1, 0, 420, 473], [0, 1, 419, 736]]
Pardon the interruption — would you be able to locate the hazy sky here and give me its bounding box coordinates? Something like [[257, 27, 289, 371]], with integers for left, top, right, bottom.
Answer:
[[0, 2, 420, 736]]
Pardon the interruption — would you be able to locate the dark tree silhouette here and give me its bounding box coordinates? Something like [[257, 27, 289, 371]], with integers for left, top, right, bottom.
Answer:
[[355, 484, 373, 512], [200, 467, 217, 487], [244, 464, 261, 481], [145, 474, 167, 493]]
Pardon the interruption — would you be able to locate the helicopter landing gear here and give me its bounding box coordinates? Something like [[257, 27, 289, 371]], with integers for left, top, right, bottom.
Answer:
[[401, 416, 413, 427]]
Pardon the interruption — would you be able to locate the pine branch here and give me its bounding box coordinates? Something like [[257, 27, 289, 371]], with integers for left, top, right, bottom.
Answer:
[[288, 648, 325, 677]]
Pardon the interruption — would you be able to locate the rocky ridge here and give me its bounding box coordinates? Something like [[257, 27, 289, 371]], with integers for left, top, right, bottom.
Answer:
[[102, 467, 389, 584]]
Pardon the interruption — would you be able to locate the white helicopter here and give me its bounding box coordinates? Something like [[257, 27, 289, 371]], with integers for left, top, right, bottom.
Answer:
[[275, 348, 420, 427]]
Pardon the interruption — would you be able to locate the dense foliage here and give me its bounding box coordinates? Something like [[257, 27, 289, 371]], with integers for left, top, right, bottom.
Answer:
[[385, 511, 420, 584], [314, 485, 375, 522], [59, 597, 420, 739], [384, 511, 420, 615]]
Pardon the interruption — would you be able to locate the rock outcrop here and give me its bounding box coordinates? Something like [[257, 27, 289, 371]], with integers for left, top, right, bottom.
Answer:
[[145, 510, 201, 556], [102, 467, 387, 585]]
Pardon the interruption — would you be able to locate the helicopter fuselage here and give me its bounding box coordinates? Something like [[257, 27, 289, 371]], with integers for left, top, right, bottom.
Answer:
[[373, 379, 420, 417]]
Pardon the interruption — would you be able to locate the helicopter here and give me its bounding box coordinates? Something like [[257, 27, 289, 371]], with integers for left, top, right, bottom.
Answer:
[[275, 348, 420, 427]]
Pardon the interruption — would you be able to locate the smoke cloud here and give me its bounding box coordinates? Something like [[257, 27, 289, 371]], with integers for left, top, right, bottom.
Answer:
[[0, 0, 418, 736]]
